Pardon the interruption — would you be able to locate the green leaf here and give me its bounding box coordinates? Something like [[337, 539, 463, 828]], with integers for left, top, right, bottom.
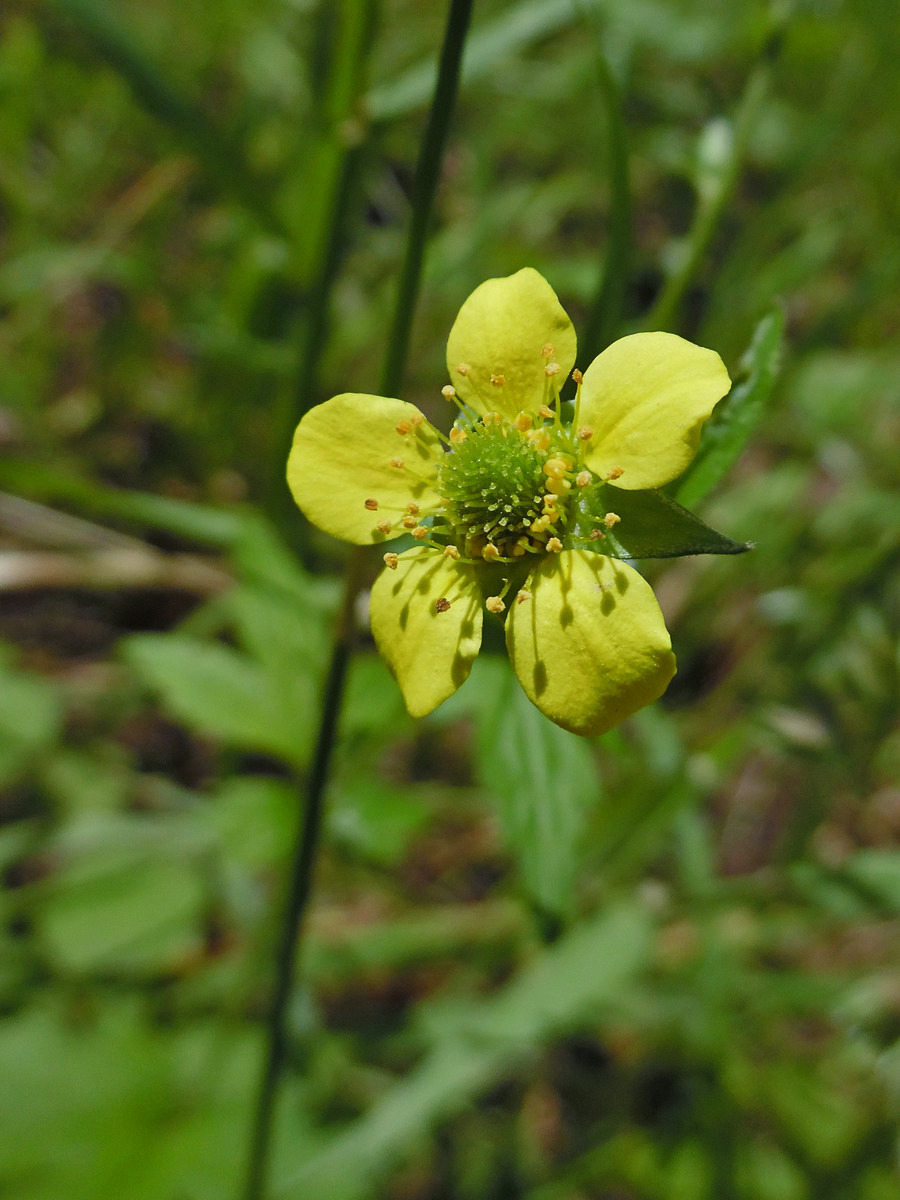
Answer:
[[123, 634, 312, 766], [477, 661, 598, 915], [0, 648, 63, 784], [675, 307, 784, 509], [574, 483, 748, 558], [278, 902, 652, 1200]]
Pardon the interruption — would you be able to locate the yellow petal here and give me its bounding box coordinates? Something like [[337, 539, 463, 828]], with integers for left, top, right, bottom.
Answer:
[[506, 551, 676, 736], [579, 332, 730, 489], [287, 394, 443, 544], [445, 268, 577, 420], [370, 549, 483, 718]]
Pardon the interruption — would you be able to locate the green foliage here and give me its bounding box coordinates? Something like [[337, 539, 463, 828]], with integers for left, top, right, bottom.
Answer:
[[1, 0, 898, 1197]]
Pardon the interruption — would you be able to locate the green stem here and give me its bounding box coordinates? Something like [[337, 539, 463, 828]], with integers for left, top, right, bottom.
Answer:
[[379, 0, 475, 398], [240, 554, 361, 1200], [240, 3, 473, 1196], [646, 63, 770, 333], [578, 9, 632, 359]]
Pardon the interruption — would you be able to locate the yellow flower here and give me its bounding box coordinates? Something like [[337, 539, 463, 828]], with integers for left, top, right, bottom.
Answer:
[[287, 268, 730, 735]]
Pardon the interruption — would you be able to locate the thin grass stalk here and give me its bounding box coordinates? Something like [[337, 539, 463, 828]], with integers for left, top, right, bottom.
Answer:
[[239, 3, 474, 1197]]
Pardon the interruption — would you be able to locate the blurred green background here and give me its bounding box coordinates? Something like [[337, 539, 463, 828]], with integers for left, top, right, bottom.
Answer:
[[1, 1, 898, 1198]]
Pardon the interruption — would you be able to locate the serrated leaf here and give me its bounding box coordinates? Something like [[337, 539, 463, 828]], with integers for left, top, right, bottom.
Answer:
[[122, 634, 311, 766], [675, 307, 784, 508], [574, 483, 748, 559], [477, 662, 598, 914]]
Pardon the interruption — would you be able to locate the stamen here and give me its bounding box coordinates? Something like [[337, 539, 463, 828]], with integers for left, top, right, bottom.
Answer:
[[396, 421, 411, 436], [576, 471, 591, 488], [544, 362, 561, 378], [589, 529, 605, 542], [606, 466, 624, 481], [406, 502, 420, 515], [435, 597, 452, 613], [364, 498, 379, 511], [402, 515, 418, 529], [514, 412, 533, 432], [577, 425, 594, 441], [541, 343, 555, 360], [485, 595, 506, 614], [482, 543, 501, 562], [383, 553, 399, 569], [443, 545, 460, 560], [516, 589, 532, 604], [412, 526, 429, 541], [490, 373, 505, 388], [376, 519, 393, 534], [546, 537, 563, 553], [456, 362, 470, 377], [603, 512, 621, 528]]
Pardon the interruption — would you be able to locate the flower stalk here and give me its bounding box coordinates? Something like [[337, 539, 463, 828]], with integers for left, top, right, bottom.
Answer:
[[241, 3, 473, 1197]]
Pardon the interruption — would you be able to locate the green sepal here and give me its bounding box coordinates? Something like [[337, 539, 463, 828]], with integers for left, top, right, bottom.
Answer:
[[573, 483, 749, 559]]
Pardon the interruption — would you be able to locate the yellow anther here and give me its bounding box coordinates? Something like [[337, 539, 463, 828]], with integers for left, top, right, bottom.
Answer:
[[516, 589, 532, 604], [396, 421, 411, 435], [482, 543, 501, 562], [544, 361, 561, 377], [435, 597, 451, 613], [364, 497, 379, 511], [383, 552, 399, 570], [406, 502, 420, 515], [402, 515, 418, 529], [490, 373, 505, 388], [543, 493, 559, 508], [577, 425, 594, 441], [443, 545, 460, 560], [485, 596, 506, 615], [412, 526, 429, 541], [546, 537, 563, 553], [546, 477, 571, 496], [571, 368, 583, 384], [376, 519, 393, 534], [576, 470, 592, 488], [529, 517, 549, 534], [541, 343, 555, 360], [538, 405, 554, 419], [441, 385, 457, 400], [606, 466, 624, 481], [543, 456, 571, 479], [390, 457, 404, 469], [409, 412, 424, 426], [514, 412, 533, 432], [511, 542, 527, 557], [456, 362, 470, 377], [527, 429, 551, 453], [603, 512, 621, 528], [449, 427, 468, 444]]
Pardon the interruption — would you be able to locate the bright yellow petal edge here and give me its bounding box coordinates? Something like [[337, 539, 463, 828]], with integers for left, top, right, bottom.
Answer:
[[286, 393, 444, 544], [445, 268, 577, 420], [579, 332, 731, 490], [506, 550, 676, 736], [370, 549, 483, 718]]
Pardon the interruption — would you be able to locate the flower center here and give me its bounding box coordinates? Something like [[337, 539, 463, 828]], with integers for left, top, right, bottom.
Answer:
[[438, 417, 575, 559]]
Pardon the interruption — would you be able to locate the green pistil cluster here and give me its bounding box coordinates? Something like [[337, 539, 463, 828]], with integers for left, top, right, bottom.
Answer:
[[438, 417, 574, 559]]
